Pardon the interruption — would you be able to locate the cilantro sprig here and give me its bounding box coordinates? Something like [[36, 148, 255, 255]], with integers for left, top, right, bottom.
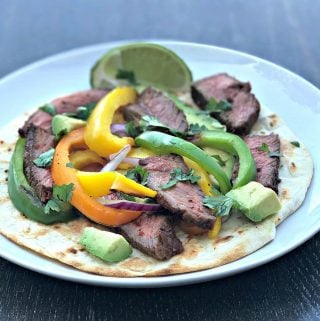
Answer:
[[160, 168, 200, 190], [203, 195, 234, 217], [206, 98, 232, 113], [63, 102, 97, 121], [258, 143, 282, 158], [125, 115, 208, 139], [125, 166, 149, 186], [44, 183, 74, 214], [116, 69, 138, 85]]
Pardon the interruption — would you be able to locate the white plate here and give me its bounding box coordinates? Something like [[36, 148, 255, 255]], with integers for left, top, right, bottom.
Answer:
[[0, 40, 319, 288]]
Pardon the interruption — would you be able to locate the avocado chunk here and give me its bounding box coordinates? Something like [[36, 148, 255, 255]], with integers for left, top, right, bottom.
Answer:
[[226, 181, 281, 222], [168, 94, 226, 131], [52, 115, 86, 140], [80, 227, 132, 263]]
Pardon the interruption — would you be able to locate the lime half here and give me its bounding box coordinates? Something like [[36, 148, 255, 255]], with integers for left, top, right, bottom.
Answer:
[[90, 43, 193, 92]]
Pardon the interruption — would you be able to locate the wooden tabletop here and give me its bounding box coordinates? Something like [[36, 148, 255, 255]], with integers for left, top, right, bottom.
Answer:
[[1, 1, 320, 320]]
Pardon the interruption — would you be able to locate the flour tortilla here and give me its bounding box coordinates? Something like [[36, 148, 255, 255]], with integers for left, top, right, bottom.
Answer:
[[0, 105, 313, 277]]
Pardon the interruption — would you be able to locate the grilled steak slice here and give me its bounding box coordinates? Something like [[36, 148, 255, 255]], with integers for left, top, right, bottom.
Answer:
[[139, 155, 215, 230], [118, 212, 183, 260], [19, 89, 109, 136], [192, 73, 260, 135], [24, 125, 55, 202], [244, 134, 281, 193], [123, 87, 188, 132]]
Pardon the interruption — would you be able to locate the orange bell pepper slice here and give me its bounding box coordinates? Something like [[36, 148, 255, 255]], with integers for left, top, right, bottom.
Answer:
[[51, 127, 142, 226]]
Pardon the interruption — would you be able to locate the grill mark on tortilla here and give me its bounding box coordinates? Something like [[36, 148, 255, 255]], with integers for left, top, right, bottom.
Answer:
[[119, 257, 151, 271], [214, 235, 233, 244], [280, 189, 290, 200], [290, 162, 297, 174]]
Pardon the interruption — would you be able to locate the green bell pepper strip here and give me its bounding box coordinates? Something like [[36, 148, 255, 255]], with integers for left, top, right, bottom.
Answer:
[[8, 138, 76, 224], [194, 131, 256, 188], [135, 131, 232, 194]]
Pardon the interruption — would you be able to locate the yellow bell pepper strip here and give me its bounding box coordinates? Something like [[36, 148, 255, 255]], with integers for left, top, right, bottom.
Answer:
[[69, 150, 106, 170], [76, 171, 157, 198], [183, 157, 222, 238], [182, 157, 212, 195], [208, 217, 222, 239], [52, 127, 142, 226], [84, 87, 137, 157]]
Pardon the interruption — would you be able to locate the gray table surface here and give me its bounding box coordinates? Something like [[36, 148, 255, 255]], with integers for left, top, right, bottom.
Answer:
[[1, 1, 320, 320]]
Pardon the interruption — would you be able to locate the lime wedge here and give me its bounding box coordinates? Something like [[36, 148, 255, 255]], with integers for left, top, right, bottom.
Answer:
[[90, 43, 192, 92]]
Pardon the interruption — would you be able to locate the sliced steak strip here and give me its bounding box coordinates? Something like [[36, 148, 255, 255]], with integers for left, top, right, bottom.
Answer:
[[139, 155, 215, 231], [19, 89, 109, 136], [192, 73, 260, 135], [118, 212, 183, 260], [24, 125, 55, 202], [123, 87, 188, 132], [244, 134, 281, 193]]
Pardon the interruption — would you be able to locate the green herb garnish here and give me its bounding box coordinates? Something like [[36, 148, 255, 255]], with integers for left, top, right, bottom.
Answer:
[[206, 98, 232, 113], [203, 195, 234, 217], [125, 166, 149, 186], [161, 168, 200, 190], [44, 183, 74, 214], [125, 121, 141, 137], [290, 141, 300, 148], [66, 162, 74, 168], [116, 69, 138, 85], [63, 102, 97, 121], [187, 123, 208, 135], [39, 103, 56, 116], [211, 154, 227, 167], [118, 192, 137, 202], [33, 148, 55, 168], [258, 143, 282, 158]]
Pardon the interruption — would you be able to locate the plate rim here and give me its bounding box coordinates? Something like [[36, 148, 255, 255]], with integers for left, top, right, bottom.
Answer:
[[0, 39, 319, 288]]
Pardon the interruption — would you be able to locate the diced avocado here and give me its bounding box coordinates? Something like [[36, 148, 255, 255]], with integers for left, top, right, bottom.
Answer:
[[226, 181, 281, 222], [203, 147, 235, 180], [52, 115, 86, 140], [168, 94, 226, 131], [80, 227, 132, 263]]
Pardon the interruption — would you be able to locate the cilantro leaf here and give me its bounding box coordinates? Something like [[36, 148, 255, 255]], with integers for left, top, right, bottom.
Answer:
[[116, 69, 138, 85], [206, 98, 232, 113], [44, 200, 61, 214], [33, 148, 55, 168], [160, 168, 200, 190], [187, 123, 208, 135], [39, 103, 56, 116], [211, 154, 227, 167], [258, 143, 282, 158], [44, 183, 74, 214], [118, 192, 137, 202], [63, 102, 97, 121], [290, 141, 300, 148], [52, 183, 74, 202], [203, 195, 234, 217], [258, 143, 270, 153], [66, 162, 74, 168], [125, 166, 149, 186], [125, 121, 141, 137]]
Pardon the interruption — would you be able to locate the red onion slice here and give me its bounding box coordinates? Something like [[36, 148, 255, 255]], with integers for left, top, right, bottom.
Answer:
[[97, 198, 161, 212], [111, 123, 127, 137], [101, 145, 131, 172]]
